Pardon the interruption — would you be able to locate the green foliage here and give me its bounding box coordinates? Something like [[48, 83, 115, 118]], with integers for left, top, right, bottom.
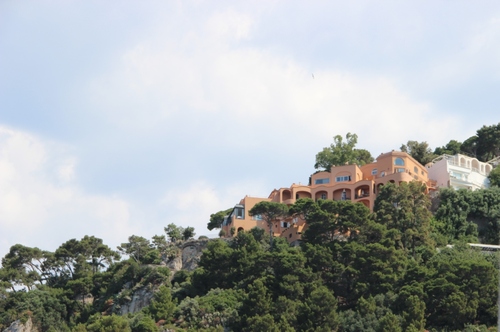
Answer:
[[208, 208, 233, 230], [297, 199, 370, 245], [86, 314, 131, 332], [129, 313, 158, 332], [164, 224, 183, 242], [0, 288, 71, 332], [434, 139, 462, 156], [315, 132, 374, 170], [117, 236, 156, 264], [248, 201, 289, 246], [487, 165, 500, 187], [175, 288, 240, 330], [182, 227, 196, 241], [374, 182, 434, 258], [433, 188, 478, 243], [149, 285, 175, 322], [400, 140, 437, 165], [461, 122, 500, 161]]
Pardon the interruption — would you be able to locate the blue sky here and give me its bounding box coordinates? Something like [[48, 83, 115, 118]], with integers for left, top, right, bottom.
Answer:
[[1, 0, 499, 257]]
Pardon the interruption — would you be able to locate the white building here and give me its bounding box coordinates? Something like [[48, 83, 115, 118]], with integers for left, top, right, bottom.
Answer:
[[426, 154, 493, 191]]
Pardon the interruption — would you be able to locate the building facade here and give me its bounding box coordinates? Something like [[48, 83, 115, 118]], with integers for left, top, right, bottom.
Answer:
[[425, 154, 493, 191], [222, 151, 435, 244]]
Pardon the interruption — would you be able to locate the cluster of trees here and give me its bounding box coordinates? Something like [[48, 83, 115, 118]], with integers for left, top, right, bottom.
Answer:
[[179, 183, 499, 331], [313, 123, 500, 171], [0, 225, 196, 331], [2, 123, 500, 331], [400, 123, 500, 166], [2, 183, 499, 331]]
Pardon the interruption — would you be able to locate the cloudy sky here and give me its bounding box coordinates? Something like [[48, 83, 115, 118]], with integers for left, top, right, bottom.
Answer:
[[1, 1, 499, 258]]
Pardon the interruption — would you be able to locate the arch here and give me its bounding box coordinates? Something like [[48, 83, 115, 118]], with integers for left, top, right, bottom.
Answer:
[[333, 188, 351, 201], [237, 227, 244, 233], [394, 157, 405, 166], [282, 189, 292, 201], [471, 159, 480, 171], [354, 184, 370, 199], [296, 191, 312, 200], [376, 183, 384, 194], [315, 190, 328, 201], [357, 199, 370, 209], [460, 157, 466, 167], [485, 164, 492, 174]]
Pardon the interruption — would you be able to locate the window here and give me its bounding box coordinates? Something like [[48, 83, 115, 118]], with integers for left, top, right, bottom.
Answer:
[[315, 178, 330, 184], [380, 171, 385, 177], [396, 168, 405, 173], [235, 207, 244, 219], [394, 158, 405, 166], [371, 169, 378, 175], [281, 221, 289, 228], [336, 176, 351, 182], [414, 166, 418, 173], [252, 214, 262, 221], [319, 193, 327, 200]]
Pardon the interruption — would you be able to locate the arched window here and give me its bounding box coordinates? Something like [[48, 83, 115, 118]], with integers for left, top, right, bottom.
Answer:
[[394, 158, 405, 166], [414, 166, 418, 173]]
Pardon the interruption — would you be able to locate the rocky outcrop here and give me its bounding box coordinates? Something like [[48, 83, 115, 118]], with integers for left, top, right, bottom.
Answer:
[[114, 239, 213, 315], [117, 286, 155, 315], [2, 317, 38, 332], [165, 239, 210, 273]]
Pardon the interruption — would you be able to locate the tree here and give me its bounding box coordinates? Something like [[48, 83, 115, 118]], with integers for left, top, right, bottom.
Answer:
[[248, 201, 289, 247], [297, 283, 339, 331], [373, 182, 434, 258], [487, 165, 500, 187], [434, 139, 462, 156], [149, 285, 175, 322], [433, 188, 477, 243], [182, 227, 195, 241], [400, 140, 436, 165], [86, 314, 131, 332], [79, 235, 120, 274], [294, 199, 370, 245], [475, 123, 500, 161], [208, 208, 233, 230], [460, 123, 500, 161], [164, 224, 183, 242], [117, 235, 155, 264], [1, 244, 47, 289], [314, 133, 373, 171]]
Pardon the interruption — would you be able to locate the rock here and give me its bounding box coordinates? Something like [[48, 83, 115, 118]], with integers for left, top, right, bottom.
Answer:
[[3, 317, 38, 332], [165, 239, 210, 273], [118, 287, 155, 315]]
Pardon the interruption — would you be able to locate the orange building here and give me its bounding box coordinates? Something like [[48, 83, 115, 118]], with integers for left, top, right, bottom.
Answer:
[[222, 151, 435, 245]]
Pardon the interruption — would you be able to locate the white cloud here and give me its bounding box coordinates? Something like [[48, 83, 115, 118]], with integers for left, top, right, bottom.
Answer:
[[159, 179, 269, 237], [88, 12, 459, 155], [0, 126, 139, 258]]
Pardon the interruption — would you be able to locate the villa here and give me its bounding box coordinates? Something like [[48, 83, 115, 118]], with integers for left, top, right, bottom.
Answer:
[[222, 150, 436, 244]]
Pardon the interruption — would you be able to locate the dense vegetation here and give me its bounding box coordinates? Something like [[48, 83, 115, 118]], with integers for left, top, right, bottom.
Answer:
[[1, 184, 499, 331], [1, 123, 500, 331]]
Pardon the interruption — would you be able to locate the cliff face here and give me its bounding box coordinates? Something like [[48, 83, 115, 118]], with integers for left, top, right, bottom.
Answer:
[[114, 239, 211, 315], [165, 239, 210, 273], [3, 318, 38, 332]]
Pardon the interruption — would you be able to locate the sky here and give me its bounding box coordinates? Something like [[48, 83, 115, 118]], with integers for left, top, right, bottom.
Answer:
[[0, 0, 499, 258]]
